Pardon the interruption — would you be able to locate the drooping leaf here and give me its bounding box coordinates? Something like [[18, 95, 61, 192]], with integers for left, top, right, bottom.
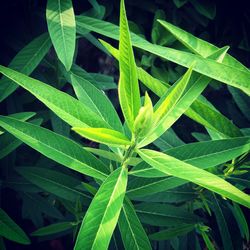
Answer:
[[31, 222, 75, 236], [118, 197, 152, 250], [0, 33, 51, 102], [0, 116, 109, 180], [74, 167, 128, 250], [46, 0, 76, 70], [0, 208, 30, 244], [118, 0, 140, 131], [72, 127, 131, 147], [16, 167, 91, 203], [76, 15, 250, 95], [0, 65, 110, 129], [210, 194, 233, 250], [137, 149, 250, 208]]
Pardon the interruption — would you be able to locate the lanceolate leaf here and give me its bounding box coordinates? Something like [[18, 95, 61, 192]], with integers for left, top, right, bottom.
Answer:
[[76, 15, 250, 95], [157, 20, 249, 71], [16, 167, 91, 203], [149, 224, 195, 241], [137, 149, 250, 208], [0, 33, 51, 102], [210, 194, 233, 250], [0, 116, 109, 180], [138, 67, 193, 147], [0, 65, 110, 128], [46, 0, 76, 70], [118, 197, 152, 250], [72, 127, 131, 147], [100, 39, 242, 139], [31, 222, 75, 236], [118, 0, 140, 131], [74, 167, 128, 250], [131, 136, 250, 178], [70, 71, 123, 132], [0, 208, 30, 245]]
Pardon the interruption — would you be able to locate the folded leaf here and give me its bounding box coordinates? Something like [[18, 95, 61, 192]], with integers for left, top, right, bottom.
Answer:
[[0, 65, 110, 129], [118, 197, 152, 250], [74, 167, 128, 250], [0, 33, 51, 102], [0, 116, 109, 180], [137, 149, 250, 208], [0, 208, 30, 244], [76, 15, 250, 95], [118, 0, 141, 131], [72, 127, 131, 146], [46, 0, 76, 70]]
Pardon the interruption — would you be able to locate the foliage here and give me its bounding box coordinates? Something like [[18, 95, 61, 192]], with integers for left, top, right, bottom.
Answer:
[[0, 0, 249, 249]]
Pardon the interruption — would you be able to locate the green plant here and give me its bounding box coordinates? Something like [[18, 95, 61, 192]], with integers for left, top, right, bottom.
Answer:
[[0, 0, 249, 249]]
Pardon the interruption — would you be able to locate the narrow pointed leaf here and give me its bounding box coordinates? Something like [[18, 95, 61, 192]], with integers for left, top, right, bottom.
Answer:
[[0, 208, 30, 244], [118, 197, 152, 250], [16, 167, 91, 202], [72, 127, 131, 146], [70, 70, 123, 132], [158, 19, 249, 71], [31, 222, 74, 236], [100, 40, 242, 138], [74, 167, 128, 250], [131, 136, 250, 178], [0, 116, 109, 180], [76, 15, 250, 95], [0, 65, 110, 128], [138, 149, 250, 208], [118, 0, 140, 130], [46, 0, 76, 70], [0, 33, 51, 102]]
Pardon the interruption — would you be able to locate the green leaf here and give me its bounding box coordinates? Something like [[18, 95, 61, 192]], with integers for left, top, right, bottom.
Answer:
[[118, 0, 140, 131], [149, 224, 195, 241], [0, 65, 110, 128], [0, 112, 36, 135], [0, 116, 109, 180], [101, 40, 241, 139], [228, 202, 249, 241], [137, 149, 250, 208], [76, 15, 250, 95], [16, 167, 91, 203], [138, 67, 193, 147], [0, 118, 42, 159], [131, 136, 250, 178], [72, 127, 131, 147], [135, 203, 200, 226], [70, 69, 123, 132], [157, 19, 249, 71], [210, 194, 233, 250], [74, 167, 128, 250], [0, 33, 51, 102], [118, 197, 152, 250], [31, 222, 74, 236], [0, 208, 30, 244], [46, 0, 76, 70]]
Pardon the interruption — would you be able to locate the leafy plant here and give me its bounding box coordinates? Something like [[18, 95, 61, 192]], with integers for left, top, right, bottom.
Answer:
[[0, 0, 249, 249]]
